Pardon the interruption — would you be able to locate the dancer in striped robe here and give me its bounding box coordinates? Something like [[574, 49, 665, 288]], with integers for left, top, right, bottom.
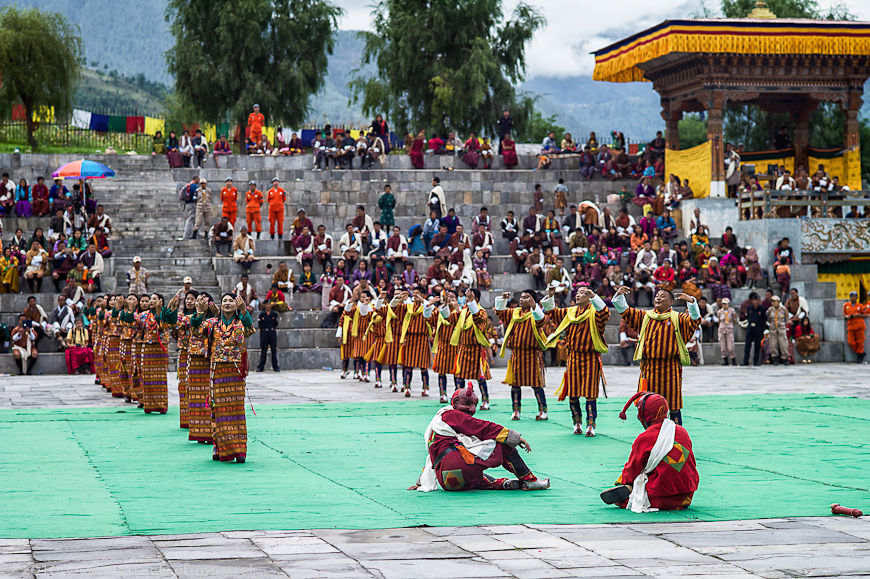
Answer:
[[432, 290, 460, 403], [390, 289, 435, 397], [375, 294, 402, 391], [494, 291, 553, 421], [363, 291, 388, 388], [444, 289, 492, 409], [347, 295, 375, 382], [612, 286, 700, 425], [542, 287, 610, 436], [192, 293, 255, 463]]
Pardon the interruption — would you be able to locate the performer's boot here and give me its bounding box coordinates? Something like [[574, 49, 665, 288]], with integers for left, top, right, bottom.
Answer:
[[600, 484, 631, 505], [858, 352, 865, 364], [438, 374, 447, 403], [389, 365, 398, 391], [353, 358, 361, 380], [420, 369, 429, 397], [14, 357, 23, 376], [402, 367, 412, 397], [569, 397, 583, 434], [534, 387, 548, 421], [453, 376, 462, 391], [502, 445, 549, 490], [669, 410, 682, 425], [25, 357, 36, 375], [510, 386, 521, 420], [478, 380, 489, 410], [721, 357, 729, 366], [585, 399, 597, 437], [341, 358, 349, 379], [373, 362, 382, 388]]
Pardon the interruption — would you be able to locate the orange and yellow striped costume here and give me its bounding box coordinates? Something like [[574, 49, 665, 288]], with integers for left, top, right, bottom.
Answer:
[[546, 304, 610, 400], [495, 307, 552, 388]]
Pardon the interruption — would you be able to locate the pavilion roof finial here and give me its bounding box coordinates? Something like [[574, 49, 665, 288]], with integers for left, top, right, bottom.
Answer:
[[748, 0, 777, 19]]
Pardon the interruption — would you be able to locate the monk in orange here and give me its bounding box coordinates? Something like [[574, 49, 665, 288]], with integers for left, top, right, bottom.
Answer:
[[245, 180, 264, 239], [844, 291, 867, 363], [247, 104, 265, 145], [267, 177, 286, 239], [220, 178, 239, 226]]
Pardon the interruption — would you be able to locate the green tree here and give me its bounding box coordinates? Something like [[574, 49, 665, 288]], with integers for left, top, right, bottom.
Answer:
[[351, 0, 544, 136], [166, 0, 341, 129], [0, 6, 82, 149], [678, 114, 708, 149]]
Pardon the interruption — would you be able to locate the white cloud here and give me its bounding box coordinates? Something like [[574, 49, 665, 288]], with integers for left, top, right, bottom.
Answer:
[[334, 0, 870, 79]]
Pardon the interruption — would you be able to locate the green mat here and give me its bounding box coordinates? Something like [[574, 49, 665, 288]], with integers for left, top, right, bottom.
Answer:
[[1, 394, 868, 538]]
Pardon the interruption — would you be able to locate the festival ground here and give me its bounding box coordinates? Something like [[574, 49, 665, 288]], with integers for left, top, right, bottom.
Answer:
[[1, 365, 868, 578]]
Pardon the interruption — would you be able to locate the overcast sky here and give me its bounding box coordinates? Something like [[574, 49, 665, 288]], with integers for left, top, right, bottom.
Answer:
[[335, 0, 870, 78]]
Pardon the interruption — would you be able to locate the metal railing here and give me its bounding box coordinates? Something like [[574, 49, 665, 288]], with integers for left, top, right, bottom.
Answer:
[[0, 121, 153, 153], [738, 189, 870, 220]]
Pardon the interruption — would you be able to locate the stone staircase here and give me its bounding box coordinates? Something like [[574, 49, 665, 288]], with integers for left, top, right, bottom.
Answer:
[[0, 154, 847, 373]]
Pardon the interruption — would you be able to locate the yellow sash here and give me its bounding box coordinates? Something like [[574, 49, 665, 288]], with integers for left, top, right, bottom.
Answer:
[[545, 304, 608, 352], [384, 306, 398, 343], [341, 311, 352, 345], [350, 308, 362, 338], [450, 307, 490, 348], [399, 302, 426, 344], [634, 309, 690, 366], [499, 308, 548, 358], [363, 312, 383, 340]]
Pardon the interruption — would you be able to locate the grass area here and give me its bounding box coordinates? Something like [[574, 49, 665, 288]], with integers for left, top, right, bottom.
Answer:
[[0, 394, 867, 538]]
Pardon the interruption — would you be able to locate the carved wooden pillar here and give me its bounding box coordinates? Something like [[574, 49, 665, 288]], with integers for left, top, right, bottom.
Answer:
[[791, 106, 811, 171], [844, 90, 863, 150], [666, 110, 681, 150], [706, 92, 725, 183]]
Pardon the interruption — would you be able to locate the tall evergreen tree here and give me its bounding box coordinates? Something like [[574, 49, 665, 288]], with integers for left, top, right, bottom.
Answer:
[[351, 0, 544, 136], [0, 6, 82, 149], [166, 0, 341, 128]]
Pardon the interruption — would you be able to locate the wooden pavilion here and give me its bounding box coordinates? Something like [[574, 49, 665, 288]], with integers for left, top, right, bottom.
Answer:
[[592, 2, 870, 196]]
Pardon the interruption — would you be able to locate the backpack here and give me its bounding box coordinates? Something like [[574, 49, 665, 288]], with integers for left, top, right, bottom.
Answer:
[[177, 183, 196, 203]]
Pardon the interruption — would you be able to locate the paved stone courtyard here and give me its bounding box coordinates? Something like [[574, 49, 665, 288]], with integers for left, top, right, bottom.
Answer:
[[1, 363, 868, 578]]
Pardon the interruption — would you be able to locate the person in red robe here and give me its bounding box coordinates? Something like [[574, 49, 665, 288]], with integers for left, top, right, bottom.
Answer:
[[501, 133, 518, 169], [601, 391, 699, 511], [409, 130, 425, 169], [409, 384, 550, 492]]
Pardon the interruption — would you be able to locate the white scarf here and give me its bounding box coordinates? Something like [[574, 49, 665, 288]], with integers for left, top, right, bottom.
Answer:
[[627, 418, 676, 513], [417, 407, 496, 492]]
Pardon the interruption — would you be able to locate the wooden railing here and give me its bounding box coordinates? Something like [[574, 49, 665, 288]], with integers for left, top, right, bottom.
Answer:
[[738, 189, 870, 220]]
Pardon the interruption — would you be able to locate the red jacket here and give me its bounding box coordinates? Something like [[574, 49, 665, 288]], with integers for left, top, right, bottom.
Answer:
[[618, 422, 699, 497], [428, 409, 513, 463]]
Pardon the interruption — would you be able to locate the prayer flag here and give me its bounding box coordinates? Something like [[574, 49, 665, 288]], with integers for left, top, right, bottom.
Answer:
[[71, 109, 92, 129], [144, 117, 165, 136], [89, 114, 109, 133], [107, 115, 127, 133], [126, 116, 145, 134]]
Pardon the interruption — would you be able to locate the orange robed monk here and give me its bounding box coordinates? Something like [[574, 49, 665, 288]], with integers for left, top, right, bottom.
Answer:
[[247, 104, 265, 144], [220, 178, 239, 226], [245, 180, 264, 238], [844, 291, 868, 363], [267, 177, 286, 239]]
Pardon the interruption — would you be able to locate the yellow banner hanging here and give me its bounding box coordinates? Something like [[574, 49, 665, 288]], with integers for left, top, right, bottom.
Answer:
[[144, 117, 165, 136], [665, 140, 712, 198], [809, 148, 861, 191]]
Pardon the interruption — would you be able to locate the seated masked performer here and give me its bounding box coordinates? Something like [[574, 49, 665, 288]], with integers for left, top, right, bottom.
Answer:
[[601, 391, 699, 512], [409, 384, 550, 492]]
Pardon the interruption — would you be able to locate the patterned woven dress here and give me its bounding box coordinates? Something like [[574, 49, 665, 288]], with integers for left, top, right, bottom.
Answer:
[[140, 307, 175, 414], [187, 314, 214, 443], [132, 311, 148, 404], [175, 312, 194, 429], [118, 309, 137, 401], [106, 310, 123, 397], [92, 308, 104, 385], [196, 312, 255, 462]]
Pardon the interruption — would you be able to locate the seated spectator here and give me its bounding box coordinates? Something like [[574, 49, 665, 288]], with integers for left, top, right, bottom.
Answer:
[[339, 223, 362, 270], [634, 240, 657, 274], [24, 240, 49, 292], [264, 283, 289, 312], [546, 258, 572, 306], [400, 261, 420, 291], [50, 245, 75, 291], [235, 274, 260, 313], [254, 134, 273, 155], [0, 172, 13, 215], [479, 137, 494, 169], [541, 131, 560, 154], [523, 207, 542, 236], [472, 224, 494, 258], [845, 205, 864, 218], [212, 216, 234, 256], [430, 224, 451, 260], [355, 134, 371, 167], [333, 258, 349, 281], [472, 249, 490, 288], [152, 130, 167, 155], [87, 205, 112, 237], [560, 132, 577, 153], [213, 134, 232, 160], [293, 225, 315, 268], [449, 260, 476, 290], [703, 256, 730, 300], [322, 276, 352, 327], [287, 132, 305, 156], [525, 246, 545, 289], [656, 209, 678, 241], [48, 295, 76, 349], [500, 210, 519, 241], [543, 210, 561, 252], [313, 224, 333, 267], [338, 131, 356, 168], [426, 133, 445, 154], [14, 178, 32, 217], [422, 210, 440, 252], [352, 259, 373, 287], [501, 133, 518, 168], [65, 317, 93, 374], [232, 225, 256, 270], [633, 177, 655, 207], [68, 229, 87, 256], [178, 130, 194, 167], [192, 129, 209, 168], [0, 247, 20, 293], [408, 224, 426, 256], [386, 226, 408, 270], [30, 176, 49, 217], [314, 130, 338, 170], [297, 262, 321, 292], [653, 259, 676, 291]]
